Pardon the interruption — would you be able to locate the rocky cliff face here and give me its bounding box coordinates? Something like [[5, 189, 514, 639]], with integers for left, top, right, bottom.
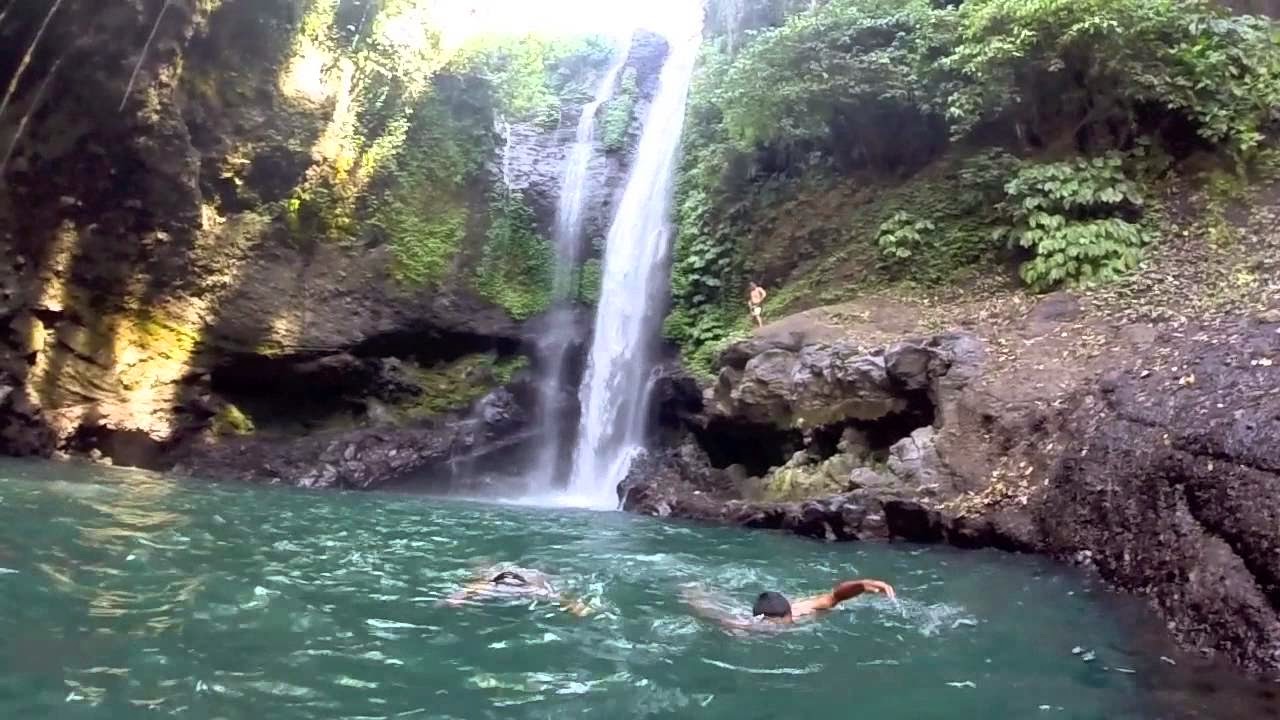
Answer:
[[0, 0, 662, 480]]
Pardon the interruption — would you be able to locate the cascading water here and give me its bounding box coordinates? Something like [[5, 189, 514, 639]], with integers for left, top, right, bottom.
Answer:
[[526, 40, 631, 492], [563, 22, 702, 509]]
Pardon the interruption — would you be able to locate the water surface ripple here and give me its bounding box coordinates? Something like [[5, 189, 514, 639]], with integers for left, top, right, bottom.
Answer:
[[0, 460, 1255, 719]]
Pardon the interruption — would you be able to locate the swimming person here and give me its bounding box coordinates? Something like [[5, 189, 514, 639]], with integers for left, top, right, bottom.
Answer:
[[683, 578, 895, 631], [443, 566, 595, 617]]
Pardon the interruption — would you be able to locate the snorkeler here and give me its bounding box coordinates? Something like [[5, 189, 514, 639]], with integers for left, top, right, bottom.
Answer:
[[683, 578, 896, 631], [443, 566, 595, 617]]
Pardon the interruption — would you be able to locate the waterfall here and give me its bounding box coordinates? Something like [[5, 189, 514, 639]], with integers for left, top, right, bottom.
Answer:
[[563, 24, 702, 509], [526, 40, 631, 493], [497, 116, 514, 191]]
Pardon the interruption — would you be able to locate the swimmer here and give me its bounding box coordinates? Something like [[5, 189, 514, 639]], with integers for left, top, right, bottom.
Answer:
[[443, 566, 595, 617], [683, 578, 895, 631]]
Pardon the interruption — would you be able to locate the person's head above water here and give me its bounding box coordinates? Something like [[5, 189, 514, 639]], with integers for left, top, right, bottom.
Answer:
[[490, 570, 529, 587], [752, 591, 792, 620]]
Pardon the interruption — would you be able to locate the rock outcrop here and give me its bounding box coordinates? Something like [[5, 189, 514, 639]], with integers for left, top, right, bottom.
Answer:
[[174, 386, 533, 491], [1039, 318, 1280, 674], [625, 332, 1008, 541]]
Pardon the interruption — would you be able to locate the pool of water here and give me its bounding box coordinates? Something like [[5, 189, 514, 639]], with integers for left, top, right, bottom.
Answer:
[[0, 459, 1262, 719]]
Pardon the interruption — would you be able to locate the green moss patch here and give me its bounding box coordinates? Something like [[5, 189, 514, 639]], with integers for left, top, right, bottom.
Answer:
[[397, 353, 528, 419]]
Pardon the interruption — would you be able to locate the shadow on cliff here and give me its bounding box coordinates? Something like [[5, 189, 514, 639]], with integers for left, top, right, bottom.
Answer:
[[0, 0, 325, 462]]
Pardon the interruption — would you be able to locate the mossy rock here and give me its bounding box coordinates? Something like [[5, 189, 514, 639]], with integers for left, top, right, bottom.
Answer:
[[213, 403, 256, 436], [394, 353, 528, 420], [755, 453, 858, 502]]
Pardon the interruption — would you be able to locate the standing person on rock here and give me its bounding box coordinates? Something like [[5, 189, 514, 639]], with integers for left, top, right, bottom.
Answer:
[[748, 281, 768, 328]]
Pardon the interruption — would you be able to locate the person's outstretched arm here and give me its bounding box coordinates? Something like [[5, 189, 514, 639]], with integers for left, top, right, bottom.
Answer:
[[791, 579, 895, 617], [557, 594, 596, 617]]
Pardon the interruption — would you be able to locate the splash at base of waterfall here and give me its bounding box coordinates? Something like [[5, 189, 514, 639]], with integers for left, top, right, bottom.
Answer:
[[511, 446, 646, 510]]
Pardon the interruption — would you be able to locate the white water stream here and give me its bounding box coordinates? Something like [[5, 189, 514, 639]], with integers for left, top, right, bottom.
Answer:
[[526, 39, 631, 493], [563, 22, 702, 508]]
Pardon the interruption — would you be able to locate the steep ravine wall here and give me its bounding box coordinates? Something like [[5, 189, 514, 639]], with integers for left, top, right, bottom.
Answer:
[[0, 0, 662, 473]]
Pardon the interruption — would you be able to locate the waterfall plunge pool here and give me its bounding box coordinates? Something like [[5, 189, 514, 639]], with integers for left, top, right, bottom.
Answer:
[[0, 459, 1268, 719]]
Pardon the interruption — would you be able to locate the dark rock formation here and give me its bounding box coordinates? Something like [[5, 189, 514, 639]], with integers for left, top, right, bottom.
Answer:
[[174, 386, 533, 490], [625, 333, 997, 538], [1039, 319, 1280, 674], [706, 333, 976, 431], [0, 1, 661, 476]]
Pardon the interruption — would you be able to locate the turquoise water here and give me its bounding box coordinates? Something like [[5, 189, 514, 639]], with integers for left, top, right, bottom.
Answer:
[[0, 459, 1242, 719]]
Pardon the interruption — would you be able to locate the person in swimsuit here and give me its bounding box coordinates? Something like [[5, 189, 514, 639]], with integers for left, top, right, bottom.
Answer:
[[748, 281, 768, 328], [683, 578, 895, 631], [443, 566, 594, 617]]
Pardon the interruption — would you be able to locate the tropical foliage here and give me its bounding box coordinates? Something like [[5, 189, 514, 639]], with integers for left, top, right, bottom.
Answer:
[[999, 153, 1149, 291], [268, 0, 615, 318], [668, 0, 1280, 362]]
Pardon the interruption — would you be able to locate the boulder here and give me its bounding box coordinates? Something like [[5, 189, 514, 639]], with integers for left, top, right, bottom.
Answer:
[[887, 427, 942, 490], [707, 334, 982, 431]]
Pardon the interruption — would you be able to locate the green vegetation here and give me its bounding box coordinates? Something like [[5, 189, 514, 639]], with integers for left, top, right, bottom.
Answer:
[[372, 81, 493, 286], [398, 353, 529, 418], [670, 0, 1280, 363], [262, 0, 616, 318], [212, 404, 256, 436], [576, 258, 604, 305], [999, 152, 1149, 291], [459, 35, 614, 127], [602, 67, 639, 152], [876, 212, 937, 262], [474, 191, 554, 320]]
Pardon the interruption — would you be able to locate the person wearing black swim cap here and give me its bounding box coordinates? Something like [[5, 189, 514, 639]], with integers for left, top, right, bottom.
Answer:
[[443, 565, 594, 617]]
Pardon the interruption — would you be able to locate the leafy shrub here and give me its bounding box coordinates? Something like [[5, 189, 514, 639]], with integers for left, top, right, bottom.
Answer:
[[663, 306, 748, 379], [474, 191, 554, 319], [601, 68, 639, 152], [876, 211, 937, 260], [943, 0, 1280, 156], [713, 1, 943, 169], [672, 189, 740, 308], [999, 153, 1150, 291]]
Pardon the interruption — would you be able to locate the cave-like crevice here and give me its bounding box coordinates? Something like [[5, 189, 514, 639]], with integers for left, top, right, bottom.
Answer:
[[209, 351, 372, 432], [693, 419, 804, 478], [208, 326, 526, 433], [350, 326, 521, 364], [811, 389, 938, 460], [692, 389, 937, 477], [63, 425, 170, 471]]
